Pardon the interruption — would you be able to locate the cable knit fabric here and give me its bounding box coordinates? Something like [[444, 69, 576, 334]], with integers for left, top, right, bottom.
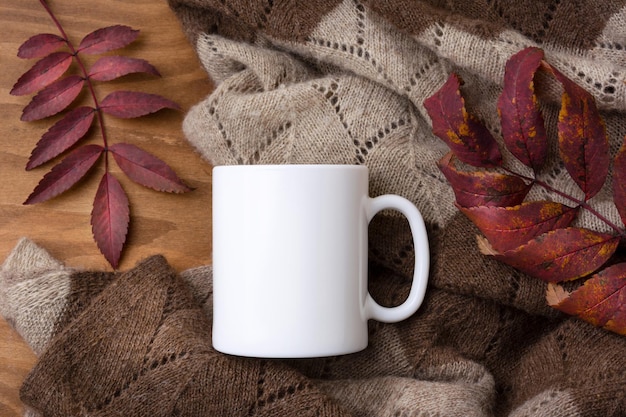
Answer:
[[2, 1, 626, 416]]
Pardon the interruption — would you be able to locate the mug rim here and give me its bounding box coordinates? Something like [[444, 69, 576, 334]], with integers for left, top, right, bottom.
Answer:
[[213, 164, 367, 172]]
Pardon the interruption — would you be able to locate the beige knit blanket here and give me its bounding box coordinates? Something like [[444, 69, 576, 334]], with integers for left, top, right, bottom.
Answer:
[[2, 1, 626, 416]]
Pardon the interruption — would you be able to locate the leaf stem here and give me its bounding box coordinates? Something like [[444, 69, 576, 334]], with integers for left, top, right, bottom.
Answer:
[[39, 0, 109, 170], [38, 0, 68, 41], [502, 167, 626, 236]]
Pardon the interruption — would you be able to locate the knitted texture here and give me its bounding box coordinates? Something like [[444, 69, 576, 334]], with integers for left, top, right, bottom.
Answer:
[[2, 0, 626, 416], [164, 0, 625, 415], [3, 241, 350, 417], [3, 234, 626, 416]]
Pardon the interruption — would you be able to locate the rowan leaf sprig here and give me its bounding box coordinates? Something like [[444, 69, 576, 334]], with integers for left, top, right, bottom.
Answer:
[[424, 47, 626, 335], [11, 0, 192, 269]]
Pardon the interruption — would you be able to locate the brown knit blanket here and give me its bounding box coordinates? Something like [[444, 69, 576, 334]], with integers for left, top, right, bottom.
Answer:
[[2, 1, 626, 416]]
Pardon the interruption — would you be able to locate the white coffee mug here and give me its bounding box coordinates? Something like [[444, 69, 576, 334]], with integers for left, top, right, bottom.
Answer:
[[212, 165, 429, 358]]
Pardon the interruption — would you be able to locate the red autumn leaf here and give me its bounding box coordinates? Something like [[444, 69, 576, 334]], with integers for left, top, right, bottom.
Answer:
[[17, 33, 66, 59], [91, 173, 129, 269], [546, 65, 610, 201], [77, 25, 139, 55], [497, 47, 548, 172], [612, 135, 626, 226], [88, 56, 160, 81], [483, 227, 619, 283], [100, 91, 180, 118], [437, 153, 530, 207], [424, 73, 502, 168], [459, 201, 579, 252], [11, 51, 73, 96], [26, 106, 96, 170], [24, 144, 103, 205], [14, 3, 186, 270], [547, 263, 626, 335], [425, 48, 624, 332], [109, 143, 192, 193], [21, 75, 85, 121]]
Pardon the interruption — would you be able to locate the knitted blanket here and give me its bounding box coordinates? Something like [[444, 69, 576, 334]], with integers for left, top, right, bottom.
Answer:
[[2, 0, 626, 416]]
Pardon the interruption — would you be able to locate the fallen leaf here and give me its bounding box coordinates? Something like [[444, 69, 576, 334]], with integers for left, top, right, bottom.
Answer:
[[100, 91, 180, 118], [27, 106, 96, 170], [17, 33, 66, 59], [78, 25, 139, 55], [21, 75, 85, 121], [424, 73, 502, 168], [425, 47, 626, 332], [490, 227, 619, 282], [11, 51, 73, 96], [88, 56, 160, 81], [548, 64, 609, 201], [459, 201, 579, 252], [497, 47, 548, 172], [109, 143, 192, 193], [547, 263, 626, 335], [14, 2, 183, 270], [437, 152, 531, 207], [91, 173, 129, 269], [24, 144, 103, 204]]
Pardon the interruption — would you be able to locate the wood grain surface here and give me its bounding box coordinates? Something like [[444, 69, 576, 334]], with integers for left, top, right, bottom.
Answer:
[[0, 1, 214, 415]]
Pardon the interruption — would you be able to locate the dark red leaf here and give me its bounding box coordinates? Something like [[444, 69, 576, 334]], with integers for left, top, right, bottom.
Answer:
[[11, 51, 73, 96], [100, 91, 180, 119], [424, 73, 502, 168], [459, 201, 579, 252], [91, 173, 129, 269], [109, 143, 192, 193], [78, 25, 139, 55], [546, 65, 610, 200], [27, 106, 96, 170], [24, 144, 103, 205], [547, 263, 626, 335], [17, 33, 66, 59], [484, 227, 619, 282], [21, 75, 85, 121], [612, 135, 626, 226], [497, 47, 548, 172], [437, 152, 530, 207], [88, 56, 160, 81]]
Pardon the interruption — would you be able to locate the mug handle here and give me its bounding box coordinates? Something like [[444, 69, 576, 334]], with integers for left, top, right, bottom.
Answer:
[[365, 195, 430, 323]]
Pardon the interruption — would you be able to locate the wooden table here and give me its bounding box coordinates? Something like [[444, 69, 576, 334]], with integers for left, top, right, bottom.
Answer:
[[1, 1, 214, 415]]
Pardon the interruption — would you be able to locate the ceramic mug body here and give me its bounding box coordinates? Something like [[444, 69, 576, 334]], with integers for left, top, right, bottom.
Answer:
[[212, 165, 429, 358]]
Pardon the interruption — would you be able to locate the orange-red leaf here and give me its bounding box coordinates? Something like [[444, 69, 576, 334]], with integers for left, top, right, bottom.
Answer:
[[88, 56, 160, 81], [27, 106, 96, 170], [437, 152, 530, 207], [24, 144, 103, 205], [612, 135, 626, 226], [547, 263, 626, 335], [547, 65, 609, 200], [100, 91, 180, 119], [109, 143, 192, 193], [497, 47, 547, 172], [11, 51, 73, 96], [21, 75, 85, 121], [459, 201, 579, 252], [424, 73, 502, 168], [489, 227, 619, 282], [91, 173, 129, 269], [78, 25, 139, 55], [17, 33, 66, 59]]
